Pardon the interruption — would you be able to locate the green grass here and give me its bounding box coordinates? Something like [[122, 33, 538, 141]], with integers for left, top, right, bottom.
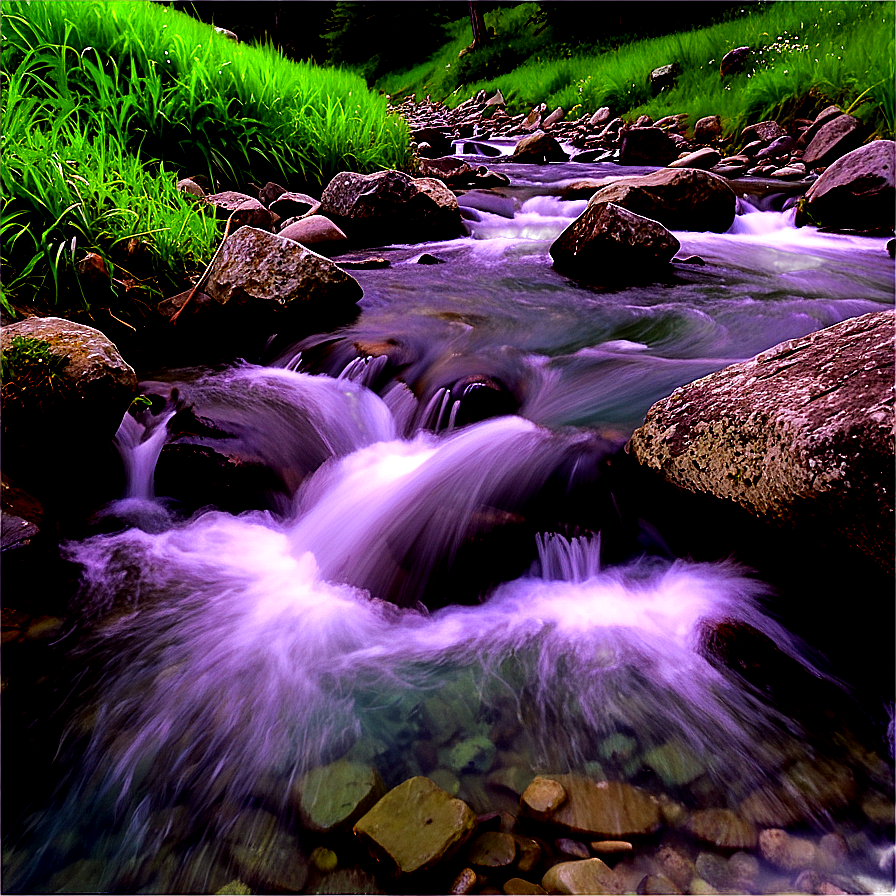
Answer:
[[0, 0, 413, 317], [378, 1, 895, 141]]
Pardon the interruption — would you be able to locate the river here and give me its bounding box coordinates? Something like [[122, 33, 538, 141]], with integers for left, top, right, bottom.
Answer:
[[4, 158, 894, 894]]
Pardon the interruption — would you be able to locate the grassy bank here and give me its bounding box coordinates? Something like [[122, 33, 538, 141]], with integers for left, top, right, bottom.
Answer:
[[0, 0, 412, 317], [378, 1, 895, 140]]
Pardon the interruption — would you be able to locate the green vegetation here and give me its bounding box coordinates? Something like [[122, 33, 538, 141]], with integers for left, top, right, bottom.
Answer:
[[377, 1, 895, 141], [0, 0, 412, 317], [0, 335, 70, 398]]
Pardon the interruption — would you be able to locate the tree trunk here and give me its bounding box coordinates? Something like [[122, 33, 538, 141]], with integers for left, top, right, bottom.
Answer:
[[468, 0, 488, 49]]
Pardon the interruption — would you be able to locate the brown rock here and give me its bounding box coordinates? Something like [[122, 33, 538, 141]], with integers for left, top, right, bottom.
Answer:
[[758, 829, 817, 872], [205, 191, 275, 230], [803, 115, 864, 169], [684, 809, 757, 849], [505, 878, 547, 895], [297, 760, 385, 833], [619, 127, 678, 166], [720, 46, 751, 78], [510, 130, 568, 163], [521, 777, 568, 820], [467, 831, 518, 870], [278, 215, 348, 253], [452, 867, 480, 894], [638, 873, 683, 895], [544, 777, 661, 838], [694, 116, 722, 143], [541, 858, 619, 895]]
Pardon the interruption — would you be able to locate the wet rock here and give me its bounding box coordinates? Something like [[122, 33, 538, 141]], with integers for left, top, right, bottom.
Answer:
[[684, 809, 757, 849], [416, 253, 446, 265], [204, 225, 362, 324], [669, 148, 721, 170], [418, 156, 476, 188], [770, 165, 807, 179], [228, 811, 309, 893], [510, 131, 568, 163], [311, 846, 339, 873], [556, 838, 591, 859], [504, 878, 547, 895], [727, 850, 760, 883], [628, 310, 896, 574], [888, 238, 895, 258], [688, 877, 721, 894], [513, 835, 544, 874], [758, 829, 817, 872], [619, 127, 678, 166], [590, 840, 633, 855], [542, 858, 618, 895], [205, 191, 275, 230], [521, 776, 568, 820], [803, 115, 864, 169], [353, 776, 478, 876], [741, 121, 787, 144], [650, 63, 679, 94], [215, 881, 251, 895], [580, 167, 736, 232], [590, 107, 611, 126], [796, 140, 895, 232], [695, 852, 733, 890], [467, 831, 518, 871], [452, 866, 480, 894], [319, 169, 463, 245], [694, 116, 722, 143], [550, 203, 680, 282], [258, 181, 287, 206], [654, 845, 696, 890], [412, 127, 456, 157], [297, 760, 386, 833], [756, 136, 796, 159], [797, 106, 846, 149], [638, 873, 683, 895], [784, 758, 856, 813], [642, 741, 703, 787], [457, 191, 516, 219], [177, 176, 206, 200], [444, 735, 497, 775], [543, 107, 565, 128], [720, 46, 751, 78], [544, 777, 661, 838], [269, 191, 319, 218], [278, 216, 348, 254]]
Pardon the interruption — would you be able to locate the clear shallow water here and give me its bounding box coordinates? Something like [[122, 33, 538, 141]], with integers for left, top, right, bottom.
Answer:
[[4, 165, 894, 894]]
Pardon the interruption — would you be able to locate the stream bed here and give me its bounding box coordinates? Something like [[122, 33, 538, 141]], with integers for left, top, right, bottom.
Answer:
[[3, 160, 894, 895]]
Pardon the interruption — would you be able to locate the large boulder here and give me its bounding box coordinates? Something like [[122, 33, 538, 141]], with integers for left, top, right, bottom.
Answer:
[[802, 114, 864, 169], [628, 310, 895, 572], [795, 140, 895, 232], [581, 168, 736, 233], [318, 169, 463, 245], [550, 202, 680, 282], [510, 130, 568, 163]]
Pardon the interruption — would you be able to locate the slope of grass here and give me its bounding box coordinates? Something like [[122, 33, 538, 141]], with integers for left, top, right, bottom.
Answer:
[[0, 0, 413, 317], [377, 1, 895, 141]]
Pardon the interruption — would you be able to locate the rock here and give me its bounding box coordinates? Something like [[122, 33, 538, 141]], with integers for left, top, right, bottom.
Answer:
[[583, 167, 736, 232], [668, 148, 721, 170], [510, 131, 568, 163], [551, 203, 680, 282], [797, 105, 845, 149], [590, 840, 632, 855], [694, 852, 733, 890], [694, 116, 722, 143], [278, 215, 349, 253], [756, 136, 796, 159], [796, 140, 895, 232], [590, 107, 611, 126], [619, 127, 678, 166], [412, 127, 455, 157], [683, 808, 757, 849], [486, 89, 506, 107], [445, 735, 497, 774], [629, 310, 895, 572], [520, 776, 568, 820], [176, 176, 206, 200], [542, 777, 661, 838], [541, 858, 618, 895], [269, 191, 319, 218], [803, 115, 864, 169], [741, 120, 787, 144], [888, 238, 895, 258], [650, 63, 679, 94], [642, 741, 703, 787], [459, 141, 503, 157], [205, 191, 275, 230], [452, 867, 479, 894], [353, 776, 478, 876], [769, 165, 807, 179], [504, 879, 547, 895], [418, 156, 476, 188], [758, 829, 817, 872], [205, 225, 362, 318], [319, 169, 463, 245], [457, 191, 516, 219], [227, 811, 309, 893], [654, 846, 695, 890], [720, 46, 751, 78], [638, 873, 683, 895], [467, 831, 518, 870], [543, 107, 565, 128], [258, 181, 287, 206], [297, 760, 386, 833], [311, 847, 339, 873], [556, 838, 591, 860]]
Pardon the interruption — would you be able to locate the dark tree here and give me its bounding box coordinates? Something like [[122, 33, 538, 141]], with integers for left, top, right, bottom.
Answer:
[[468, 0, 489, 50]]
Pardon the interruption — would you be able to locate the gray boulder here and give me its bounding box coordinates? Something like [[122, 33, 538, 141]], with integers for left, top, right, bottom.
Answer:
[[319, 169, 463, 245], [551, 202, 680, 282], [796, 139, 895, 232], [628, 310, 895, 572], [650, 63, 679, 94], [205, 225, 361, 314], [619, 127, 678, 166], [740, 120, 787, 144], [693, 115, 722, 143], [204, 191, 275, 231], [278, 215, 348, 254], [580, 167, 736, 233], [510, 130, 568, 163], [720, 46, 751, 78], [802, 114, 864, 168]]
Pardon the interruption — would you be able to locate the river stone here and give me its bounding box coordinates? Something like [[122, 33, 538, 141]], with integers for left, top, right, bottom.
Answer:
[[269, 190, 318, 218], [319, 169, 463, 245], [628, 310, 895, 573], [654, 845, 696, 890], [542, 777, 661, 838], [619, 127, 678, 165], [520, 776, 568, 820], [418, 156, 476, 188], [297, 760, 385, 833], [504, 878, 547, 895], [467, 831, 518, 870], [541, 858, 618, 895], [278, 215, 348, 252], [720, 46, 751, 78], [637, 873, 683, 895], [579, 168, 736, 232], [802, 114, 864, 169], [668, 148, 721, 170], [205, 191, 275, 230], [445, 735, 497, 774], [650, 63, 679, 94], [684, 808, 757, 849], [694, 116, 722, 143], [797, 105, 845, 149], [353, 776, 477, 876], [642, 741, 703, 787], [550, 203, 680, 282], [740, 120, 787, 144], [510, 130, 568, 163], [204, 225, 362, 317], [796, 140, 895, 231], [758, 829, 817, 872]]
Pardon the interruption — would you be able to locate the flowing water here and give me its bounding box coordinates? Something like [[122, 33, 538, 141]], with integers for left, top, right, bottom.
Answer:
[[4, 160, 894, 894]]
